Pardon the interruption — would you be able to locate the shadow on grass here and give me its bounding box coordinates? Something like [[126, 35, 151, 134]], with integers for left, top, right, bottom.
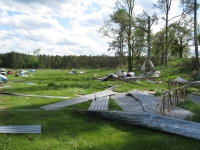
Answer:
[[1, 108, 200, 150]]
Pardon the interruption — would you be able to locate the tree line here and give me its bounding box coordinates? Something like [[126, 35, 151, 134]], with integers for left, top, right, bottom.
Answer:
[[0, 51, 126, 69], [0, 0, 199, 71]]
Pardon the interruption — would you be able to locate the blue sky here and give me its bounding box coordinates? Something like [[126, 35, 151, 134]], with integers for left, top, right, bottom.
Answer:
[[0, 0, 199, 56]]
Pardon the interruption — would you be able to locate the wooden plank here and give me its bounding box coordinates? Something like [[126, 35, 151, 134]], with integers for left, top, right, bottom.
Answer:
[[0, 125, 41, 133], [155, 96, 194, 119]]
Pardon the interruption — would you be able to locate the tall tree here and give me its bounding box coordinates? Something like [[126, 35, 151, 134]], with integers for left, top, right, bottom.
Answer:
[[151, 30, 165, 64], [169, 22, 193, 58], [134, 12, 158, 60], [154, 0, 174, 66], [99, 0, 136, 71], [181, 0, 199, 70], [110, 9, 127, 53]]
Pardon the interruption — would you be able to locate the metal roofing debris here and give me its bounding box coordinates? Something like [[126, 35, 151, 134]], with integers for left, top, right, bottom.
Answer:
[[174, 77, 188, 83], [2, 92, 70, 99], [111, 92, 193, 120], [111, 93, 145, 112], [0, 74, 8, 82], [155, 96, 194, 119], [75, 110, 200, 141], [0, 125, 41, 133], [167, 106, 194, 119], [0, 109, 44, 112], [128, 90, 159, 114], [40, 89, 116, 110], [88, 97, 109, 110], [188, 94, 200, 103]]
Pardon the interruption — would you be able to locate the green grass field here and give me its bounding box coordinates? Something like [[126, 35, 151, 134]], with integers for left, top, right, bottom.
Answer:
[[0, 63, 200, 150]]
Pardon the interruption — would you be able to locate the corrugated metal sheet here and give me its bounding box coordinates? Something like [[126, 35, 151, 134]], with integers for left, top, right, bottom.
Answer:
[[41, 89, 116, 110], [111, 92, 193, 120], [167, 106, 194, 119], [188, 94, 200, 103], [111, 93, 145, 112], [155, 96, 194, 119], [88, 97, 109, 110], [128, 90, 159, 113], [3, 92, 70, 99], [0, 125, 41, 133]]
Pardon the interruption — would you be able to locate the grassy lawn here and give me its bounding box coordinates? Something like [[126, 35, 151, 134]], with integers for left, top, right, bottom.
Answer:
[[0, 62, 200, 150]]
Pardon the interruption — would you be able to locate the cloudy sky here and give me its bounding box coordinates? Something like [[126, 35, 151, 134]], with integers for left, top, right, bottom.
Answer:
[[0, 0, 198, 56]]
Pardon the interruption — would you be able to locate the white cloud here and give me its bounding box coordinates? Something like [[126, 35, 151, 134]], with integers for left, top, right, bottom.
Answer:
[[0, 0, 188, 56]]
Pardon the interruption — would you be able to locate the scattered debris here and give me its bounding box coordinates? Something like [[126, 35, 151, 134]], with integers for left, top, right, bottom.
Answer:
[[40, 89, 116, 110], [97, 61, 160, 82], [0, 68, 7, 76], [79, 70, 85, 74], [140, 60, 160, 77], [2, 92, 70, 99], [147, 79, 155, 84], [0, 69, 8, 82], [197, 72, 200, 79], [15, 69, 36, 77], [111, 92, 193, 119], [188, 94, 200, 103], [88, 97, 109, 110], [69, 69, 85, 74], [116, 68, 135, 78], [169, 77, 200, 87], [97, 73, 160, 82], [68, 85, 199, 140], [7, 70, 14, 75], [174, 77, 188, 83], [69, 70, 76, 74], [128, 90, 159, 114], [0, 125, 41, 134], [26, 82, 35, 85], [0, 74, 8, 82], [75, 109, 200, 141], [111, 93, 144, 112]]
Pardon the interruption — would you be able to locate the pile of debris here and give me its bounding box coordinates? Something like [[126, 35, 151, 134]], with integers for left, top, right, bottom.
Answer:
[[15, 69, 36, 77], [97, 60, 160, 81], [0, 68, 8, 82]]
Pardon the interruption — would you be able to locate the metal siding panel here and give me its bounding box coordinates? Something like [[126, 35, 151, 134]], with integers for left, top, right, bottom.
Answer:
[[41, 89, 115, 110], [111, 93, 145, 112], [0, 125, 41, 133], [75, 110, 200, 141], [88, 97, 109, 110], [128, 90, 159, 113], [188, 94, 200, 103]]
